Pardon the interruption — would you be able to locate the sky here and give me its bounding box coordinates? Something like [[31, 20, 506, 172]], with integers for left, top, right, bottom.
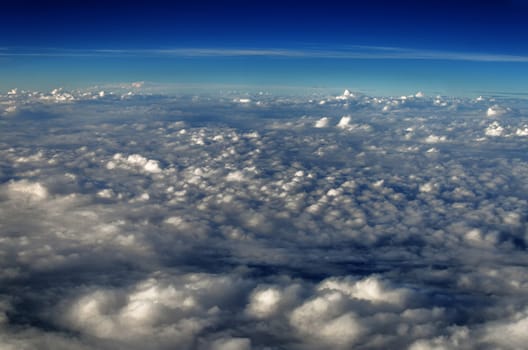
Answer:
[[2, 0, 528, 95]]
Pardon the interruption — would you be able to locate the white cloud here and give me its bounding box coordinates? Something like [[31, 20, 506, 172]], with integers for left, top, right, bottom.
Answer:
[[318, 276, 411, 305], [485, 121, 504, 136], [97, 188, 115, 199], [107, 153, 162, 173], [4, 105, 17, 114], [246, 287, 282, 318], [423, 135, 447, 143], [39, 88, 75, 103], [419, 182, 437, 193], [486, 104, 510, 117], [233, 98, 251, 104], [289, 291, 365, 347], [336, 115, 352, 128], [226, 170, 245, 182], [314, 117, 330, 128], [6, 180, 48, 201], [515, 126, 528, 136], [59, 273, 248, 347], [336, 89, 355, 100], [483, 311, 528, 348], [409, 327, 471, 350]]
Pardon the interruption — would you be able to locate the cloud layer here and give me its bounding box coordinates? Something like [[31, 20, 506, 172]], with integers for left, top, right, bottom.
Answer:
[[1, 87, 528, 349]]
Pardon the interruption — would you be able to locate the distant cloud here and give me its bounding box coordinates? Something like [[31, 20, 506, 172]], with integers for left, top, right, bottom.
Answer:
[[2, 46, 528, 62]]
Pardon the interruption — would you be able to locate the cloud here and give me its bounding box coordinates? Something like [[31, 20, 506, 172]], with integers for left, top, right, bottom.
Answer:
[[483, 310, 528, 348], [57, 273, 249, 348], [1, 87, 528, 349], [208, 337, 251, 350], [485, 121, 504, 136], [423, 134, 447, 143], [3, 45, 528, 62], [317, 276, 411, 306], [336, 115, 352, 129], [246, 286, 282, 319], [107, 153, 162, 174], [6, 180, 49, 201], [314, 116, 330, 128], [289, 292, 366, 347], [486, 104, 511, 117]]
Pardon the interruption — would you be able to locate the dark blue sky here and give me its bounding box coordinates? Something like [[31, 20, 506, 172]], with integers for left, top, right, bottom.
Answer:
[[2, 0, 528, 95]]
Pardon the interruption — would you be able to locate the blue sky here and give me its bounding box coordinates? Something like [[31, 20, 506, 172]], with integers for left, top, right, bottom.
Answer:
[[2, 0, 528, 96]]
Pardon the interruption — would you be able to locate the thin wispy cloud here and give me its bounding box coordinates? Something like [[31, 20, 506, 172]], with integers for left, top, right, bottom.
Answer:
[[2, 46, 528, 62]]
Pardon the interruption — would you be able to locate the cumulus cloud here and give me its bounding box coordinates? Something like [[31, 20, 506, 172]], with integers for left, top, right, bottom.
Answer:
[[483, 310, 528, 348], [6, 180, 49, 201], [233, 98, 251, 104], [486, 104, 510, 117], [336, 115, 352, 128], [290, 292, 365, 347], [314, 116, 329, 128], [57, 273, 249, 348], [515, 126, 528, 136], [107, 153, 162, 173], [423, 134, 447, 143], [4, 105, 17, 114], [1, 87, 528, 349], [317, 275, 411, 305], [246, 287, 282, 318], [485, 121, 504, 136]]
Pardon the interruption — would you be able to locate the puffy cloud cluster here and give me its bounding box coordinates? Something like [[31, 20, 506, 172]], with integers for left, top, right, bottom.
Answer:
[[1, 87, 528, 349], [486, 104, 512, 117], [56, 272, 251, 349], [5, 179, 49, 201], [107, 153, 163, 174]]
